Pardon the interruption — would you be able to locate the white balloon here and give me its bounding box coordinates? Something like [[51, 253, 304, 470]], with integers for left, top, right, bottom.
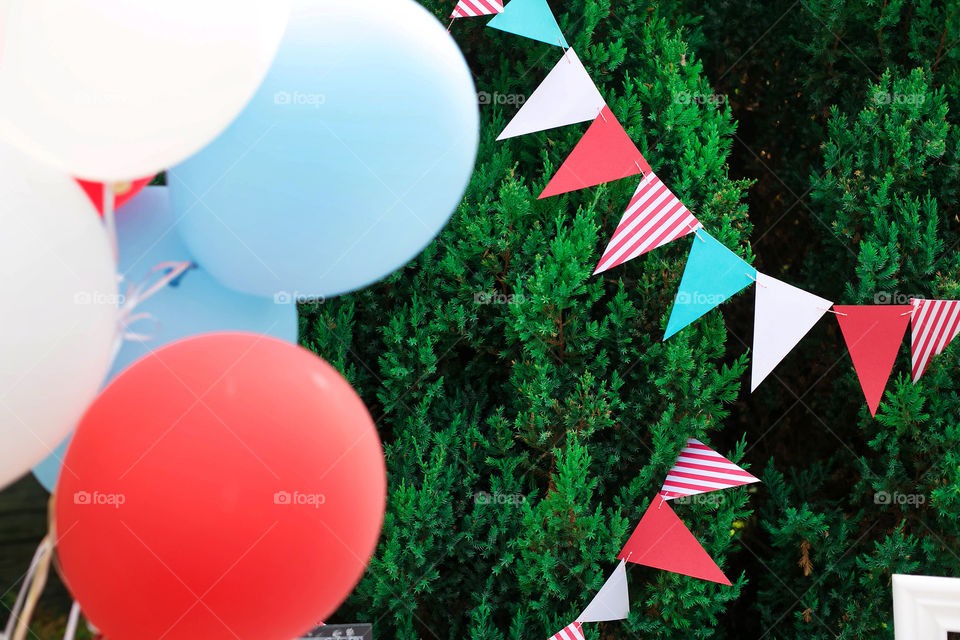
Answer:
[[0, 1, 289, 181], [0, 142, 117, 490]]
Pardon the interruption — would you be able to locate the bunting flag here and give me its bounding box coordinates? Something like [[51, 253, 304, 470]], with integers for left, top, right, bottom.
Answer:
[[576, 560, 629, 623], [594, 171, 702, 274], [547, 621, 584, 640], [497, 49, 605, 140], [487, 0, 568, 47], [618, 494, 731, 585], [751, 273, 833, 391], [834, 305, 912, 416], [663, 230, 756, 340], [451, 0, 504, 18], [539, 106, 649, 199], [910, 299, 960, 382], [659, 438, 760, 500]]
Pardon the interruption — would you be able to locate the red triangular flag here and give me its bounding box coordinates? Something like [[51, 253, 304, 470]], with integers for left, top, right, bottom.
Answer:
[[76, 176, 154, 216], [618, 494, 731, 585], [834, 305, 911, 416], [538, 106, 649, 199]]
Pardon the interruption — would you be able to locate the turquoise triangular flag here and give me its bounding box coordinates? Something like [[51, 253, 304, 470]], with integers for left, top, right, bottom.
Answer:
[[664, 230, 756, 340], [486, 0, 568, 47]]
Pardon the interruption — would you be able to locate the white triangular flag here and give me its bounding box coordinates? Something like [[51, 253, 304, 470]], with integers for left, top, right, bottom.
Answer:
[[751, 273, 833, 391], [497, 49, 605, 141], [576, 560, 629, 623]]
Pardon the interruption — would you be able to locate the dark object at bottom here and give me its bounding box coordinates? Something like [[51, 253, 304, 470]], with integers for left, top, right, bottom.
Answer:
[[299, 623, 373, 639]]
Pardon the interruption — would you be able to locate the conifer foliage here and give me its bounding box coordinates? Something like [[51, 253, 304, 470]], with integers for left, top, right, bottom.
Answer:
[[676, 1, 960, 638], [299, 1, 756, 638], [299, 1, 960, 638]]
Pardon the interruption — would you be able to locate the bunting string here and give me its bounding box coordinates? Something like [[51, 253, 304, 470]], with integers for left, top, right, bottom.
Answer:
[[449, 1, 960, 636], [479, 0, 954, 417]]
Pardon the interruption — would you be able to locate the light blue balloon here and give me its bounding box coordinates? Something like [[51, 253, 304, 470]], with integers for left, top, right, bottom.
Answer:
[[168, 0, 480, 300], [32, 187, 298, 492], [31, 439, 68, 494]]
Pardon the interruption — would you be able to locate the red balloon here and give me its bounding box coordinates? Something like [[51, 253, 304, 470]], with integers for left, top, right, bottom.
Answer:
[[55, 333, 386, 640], [75, 176, 154, 215]]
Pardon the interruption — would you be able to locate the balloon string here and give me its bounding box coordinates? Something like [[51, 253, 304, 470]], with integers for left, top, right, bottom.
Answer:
[[744, 272, 767, 288], [820, 307, 848, 316], [63, 602, 81, 640], [102, 183, 118, 263], [7, 494, 61, 640], [2, 537, 50, 639], [112, 260, 195, 359], [6, 535, 53, 640], [688, 223, 706, 242]]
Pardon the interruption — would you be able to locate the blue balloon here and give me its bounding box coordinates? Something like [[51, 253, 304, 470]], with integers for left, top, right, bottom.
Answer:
[[32, 187, 298, 492], [168, 0, 479, 300], [31, 440, 68, 494]]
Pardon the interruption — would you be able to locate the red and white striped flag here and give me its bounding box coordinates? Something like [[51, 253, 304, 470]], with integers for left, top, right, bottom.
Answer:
[[451, 0, 504, 18], [910, 298, 960, 382], [659, 438, 759, 499], [594, 171, 701, 274], [548, 622, 584, 640]]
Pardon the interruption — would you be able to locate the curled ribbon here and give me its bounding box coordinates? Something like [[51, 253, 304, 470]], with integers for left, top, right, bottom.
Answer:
[[112, 260, 195, 360], [99, 181, 197, 357]]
